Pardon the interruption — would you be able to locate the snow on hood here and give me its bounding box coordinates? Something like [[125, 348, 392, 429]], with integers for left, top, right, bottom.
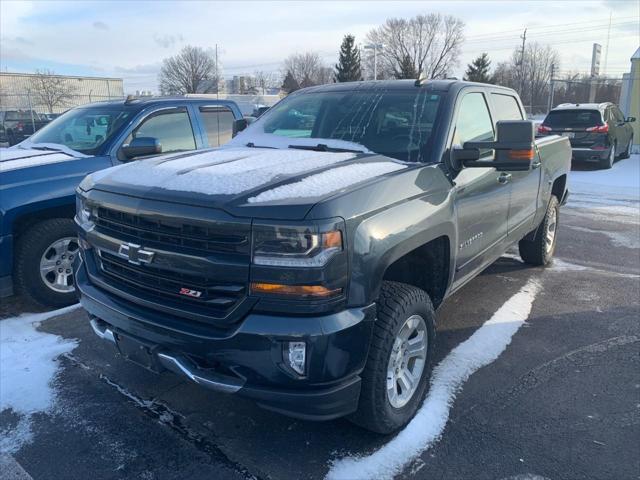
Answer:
[[248, 162, 406, 203], [102, 147, 362, 197], [0, 147, 79, 173]]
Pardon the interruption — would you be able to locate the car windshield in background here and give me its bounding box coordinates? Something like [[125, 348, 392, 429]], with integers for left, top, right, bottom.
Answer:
[[259, 90, 442, 162], [544, 110, 603, 128], [28, 106, 133, 155]]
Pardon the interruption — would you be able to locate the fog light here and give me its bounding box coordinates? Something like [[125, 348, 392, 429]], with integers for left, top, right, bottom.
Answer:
[[286, 341, 306, 376]]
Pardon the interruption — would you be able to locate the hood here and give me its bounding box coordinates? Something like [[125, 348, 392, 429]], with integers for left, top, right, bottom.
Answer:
[[0, 147, 82, 173], [87, 147, 410, 220]]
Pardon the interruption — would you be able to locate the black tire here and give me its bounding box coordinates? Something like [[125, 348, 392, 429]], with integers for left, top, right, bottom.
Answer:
[[600, 143, 616, 169], [350, 281, 436, 434], [14, 218, 79, 308], [519, 195, 559, 267], [620, 136, 633, 160]]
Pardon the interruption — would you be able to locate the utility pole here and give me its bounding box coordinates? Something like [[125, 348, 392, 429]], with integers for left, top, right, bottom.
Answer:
[[603, 12, 612, 76], [519, 28, 527, 106], [364, 43, 384, 80], [215, 44, 219, 99], [547, 63, 555, 113]]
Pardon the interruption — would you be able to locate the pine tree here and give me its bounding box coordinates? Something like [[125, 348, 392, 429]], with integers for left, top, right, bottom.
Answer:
[[464, 53, 493, 83], [395, 55, 418, 79], [334, 34, 362, 82], [281, 70, 300, 93]]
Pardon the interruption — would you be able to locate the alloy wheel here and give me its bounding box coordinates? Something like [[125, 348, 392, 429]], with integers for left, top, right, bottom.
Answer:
[[39, 237, 79, 293]]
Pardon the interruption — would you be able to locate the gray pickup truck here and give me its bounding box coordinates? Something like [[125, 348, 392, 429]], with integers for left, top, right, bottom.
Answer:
[[74, 80, 570, 433]]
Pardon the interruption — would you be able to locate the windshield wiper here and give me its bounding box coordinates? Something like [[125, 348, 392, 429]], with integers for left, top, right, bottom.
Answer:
[[288, 143, 365, 154], [246, 142, 276, 149], [29, 145, 63, 152]]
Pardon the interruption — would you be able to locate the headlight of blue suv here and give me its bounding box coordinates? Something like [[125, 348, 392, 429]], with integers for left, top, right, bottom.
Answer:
[[252, 224, 343, 268]]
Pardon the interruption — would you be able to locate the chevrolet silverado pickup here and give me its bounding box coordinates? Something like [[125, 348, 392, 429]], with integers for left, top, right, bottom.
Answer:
[[0, 97, 246, 306], [74, 80, 571, 433]]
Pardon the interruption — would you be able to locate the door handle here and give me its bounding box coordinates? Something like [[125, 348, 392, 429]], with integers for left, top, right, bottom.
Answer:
[[498, 173, 512, 184], [532, 161, 541, 169]]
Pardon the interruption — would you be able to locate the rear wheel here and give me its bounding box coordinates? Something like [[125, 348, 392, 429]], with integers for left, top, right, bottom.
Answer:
[[600, 143, 616, 169], [350, 281, 435, 434], [519, 195, 559, 266], [14, 218, 79, 307]]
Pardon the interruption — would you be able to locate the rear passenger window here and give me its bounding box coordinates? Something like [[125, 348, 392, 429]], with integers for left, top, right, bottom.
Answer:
[[453, 93, 494, 149], [491, 94, 523, 121], [200, 106, 236, 147]]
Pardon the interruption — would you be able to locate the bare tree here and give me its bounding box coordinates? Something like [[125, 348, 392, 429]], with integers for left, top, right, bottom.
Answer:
[[367, 13, 465, 80], [253, 70, 279, 94], [32, 69, 77, 113], [158, 45, 221, 95], [493, 42, 560, 114], [282, 52, 330, 87]]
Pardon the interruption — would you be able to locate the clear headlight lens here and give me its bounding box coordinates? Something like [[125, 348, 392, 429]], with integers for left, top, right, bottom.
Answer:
[[252, 225, 342, 268], [75, 195, 94, 230]]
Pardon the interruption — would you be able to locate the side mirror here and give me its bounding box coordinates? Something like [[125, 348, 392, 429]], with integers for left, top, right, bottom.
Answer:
[[233, 117, 251, 137], [121, 137, 162, 159], [625, 117, 636, 123], [462, 120, 536, 172]]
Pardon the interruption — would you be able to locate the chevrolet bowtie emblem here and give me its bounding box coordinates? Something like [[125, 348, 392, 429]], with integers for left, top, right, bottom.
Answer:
[[118, 242, 155, 265]]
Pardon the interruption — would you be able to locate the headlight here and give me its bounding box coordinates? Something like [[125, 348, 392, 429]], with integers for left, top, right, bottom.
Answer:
[[75, 194, 95, 230], [252, 224, 342, 268]]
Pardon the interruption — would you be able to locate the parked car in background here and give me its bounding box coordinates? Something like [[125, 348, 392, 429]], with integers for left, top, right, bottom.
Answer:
[[75, 80, 570, 433], [0, 97, 247, 307], [0, 110, 50, 146], [537, 102, 635, 169]]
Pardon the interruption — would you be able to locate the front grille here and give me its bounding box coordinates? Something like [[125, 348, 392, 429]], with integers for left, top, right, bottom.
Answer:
[[88, 204, 252, 323], [97, 250, 245, 316], [95, 206, 249, 256]]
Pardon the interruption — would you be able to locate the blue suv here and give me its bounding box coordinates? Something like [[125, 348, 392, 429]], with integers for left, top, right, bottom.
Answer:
[[0, 97, 245, 307]]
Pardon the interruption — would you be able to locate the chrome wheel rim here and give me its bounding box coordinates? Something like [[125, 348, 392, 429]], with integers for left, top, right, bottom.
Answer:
[[39, 237, 79, 293], [386, 314, 428, 409], [545, 206, 557, 254]]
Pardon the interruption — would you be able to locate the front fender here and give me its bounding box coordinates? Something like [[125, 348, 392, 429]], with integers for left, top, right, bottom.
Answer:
[[348, 188, 456, 306]]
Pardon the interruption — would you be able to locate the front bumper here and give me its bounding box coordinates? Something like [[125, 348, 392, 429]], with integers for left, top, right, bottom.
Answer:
[[75, 256, 375, 421], [571, 147, 611, 162]]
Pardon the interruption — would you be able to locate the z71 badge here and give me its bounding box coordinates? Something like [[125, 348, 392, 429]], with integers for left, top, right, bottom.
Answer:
[[179, 288, 203, 298]]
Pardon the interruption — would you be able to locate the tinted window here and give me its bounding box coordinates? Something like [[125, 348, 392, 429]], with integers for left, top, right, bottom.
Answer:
[[610, 107, 624, 122], [200, 106, 235, 147], [544, 110, 603, 128], [453, 93, 494, 148], [257, 90, 442, 162], [124, 109, 195, 155], [491, 93, 523, 121], [29, 106, 133, 154]]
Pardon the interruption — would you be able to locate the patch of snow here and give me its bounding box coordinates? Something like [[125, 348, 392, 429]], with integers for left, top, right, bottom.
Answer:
[[326, 279, 541, 480], [105, 147, 357, 196], [0, 305, 80, 453], [248, 162, 406, 203], [564, 224, 639, 249], [0, 150, 77, 173]]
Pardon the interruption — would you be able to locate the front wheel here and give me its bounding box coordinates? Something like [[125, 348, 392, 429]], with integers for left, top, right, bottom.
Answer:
[[621, 136, 633, 160], [350, 281, 435, 434], [14, 218, 79, 307], [519, 195, 559, 266]]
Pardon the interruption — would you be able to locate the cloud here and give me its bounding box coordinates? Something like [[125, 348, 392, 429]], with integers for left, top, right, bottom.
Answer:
[[153, 33, 184, 49], [92, 21, 109, 30]]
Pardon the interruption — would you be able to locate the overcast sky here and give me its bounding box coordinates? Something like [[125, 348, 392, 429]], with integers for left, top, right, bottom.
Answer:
[[1, 0, 638, 93]]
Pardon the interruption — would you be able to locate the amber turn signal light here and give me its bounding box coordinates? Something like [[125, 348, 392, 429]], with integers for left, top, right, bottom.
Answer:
[[250, 282, 341, 298], [508, 149, 535, 160]]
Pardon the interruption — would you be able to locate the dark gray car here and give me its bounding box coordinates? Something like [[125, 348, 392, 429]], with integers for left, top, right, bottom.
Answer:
[[538, 102, 635, 169]]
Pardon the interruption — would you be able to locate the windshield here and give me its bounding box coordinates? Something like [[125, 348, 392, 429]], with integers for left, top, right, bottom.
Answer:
[[544, 110, 603, 128], [253, 89, 442, 162], [27, 106, 134, 155]]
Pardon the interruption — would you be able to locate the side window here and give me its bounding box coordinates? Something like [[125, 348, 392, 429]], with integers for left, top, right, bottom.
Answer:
[[453, 93, 494, 155], [122, 109, 195, 158], [611, 107, 624, 122], [491, 93, 524, 121], [199, 106, 236, 147]]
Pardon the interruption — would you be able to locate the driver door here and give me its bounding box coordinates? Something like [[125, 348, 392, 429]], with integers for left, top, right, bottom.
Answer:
[[451, 91, 510, 286]]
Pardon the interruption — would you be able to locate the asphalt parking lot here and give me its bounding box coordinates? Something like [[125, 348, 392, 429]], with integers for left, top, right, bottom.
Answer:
[[1, 160, 639, 480]]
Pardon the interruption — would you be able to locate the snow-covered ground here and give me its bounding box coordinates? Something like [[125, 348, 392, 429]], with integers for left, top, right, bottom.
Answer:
[[0, 306, 79, 453], [569, 154, 640, 204]]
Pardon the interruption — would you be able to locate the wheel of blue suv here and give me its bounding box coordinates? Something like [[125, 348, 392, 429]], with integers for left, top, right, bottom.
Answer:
[[14, 218, 79, 307], [350, 281, 435, 434], [519, 195, 559, 267]]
